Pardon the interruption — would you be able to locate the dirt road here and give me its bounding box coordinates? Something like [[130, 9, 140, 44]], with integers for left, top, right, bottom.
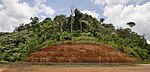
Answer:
[[0, 64, 150, 72]]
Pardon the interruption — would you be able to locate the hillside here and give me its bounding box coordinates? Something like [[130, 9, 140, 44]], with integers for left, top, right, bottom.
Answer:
[[0, 9, 150, 62], [28, 42, 136, 63]]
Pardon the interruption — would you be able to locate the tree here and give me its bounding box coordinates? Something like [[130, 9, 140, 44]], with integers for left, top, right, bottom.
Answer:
[[100, 18, 105, 23], [54, 14, 66, 41], [127, 22, 135, 27], [74, 8, 83, 32], [1, 9, 150, 62], [69, 5, 75, 33], [127, 22, 136, 41], [30, 17, 39, 24], [14, 23, 26, 32], [54, 14, 66, 32], [42, 18, 52, 23]]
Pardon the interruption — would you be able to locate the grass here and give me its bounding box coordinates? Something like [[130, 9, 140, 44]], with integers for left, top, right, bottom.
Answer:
[[138, 60, 150, 64], [39, 36, 99, 48]]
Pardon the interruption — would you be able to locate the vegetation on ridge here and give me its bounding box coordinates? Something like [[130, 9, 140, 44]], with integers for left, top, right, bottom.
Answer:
[[0, 9, 150, 62]]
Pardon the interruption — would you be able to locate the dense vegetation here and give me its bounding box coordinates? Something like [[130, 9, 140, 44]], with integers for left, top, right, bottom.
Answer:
[[0, 9, 150, 62]]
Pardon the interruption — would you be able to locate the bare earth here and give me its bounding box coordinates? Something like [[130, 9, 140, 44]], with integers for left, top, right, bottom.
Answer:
[[0, 64, 150, 72]]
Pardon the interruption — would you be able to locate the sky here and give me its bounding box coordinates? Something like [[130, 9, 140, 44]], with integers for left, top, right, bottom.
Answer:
[[0, 0, 150, 43]]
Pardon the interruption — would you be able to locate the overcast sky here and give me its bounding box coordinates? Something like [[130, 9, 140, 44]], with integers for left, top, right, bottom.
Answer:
[[0, 0, 150, 43]]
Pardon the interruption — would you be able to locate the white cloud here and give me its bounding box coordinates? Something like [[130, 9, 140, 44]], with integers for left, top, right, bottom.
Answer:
[[91, 0, 150, 43], [34, 0, 54, 16], [147, 40, 150, 44], [0, 4, 3, 9], [34, 0, 46, 3], [91, 0, 127, 6], [91, 0, 145, 6], [103, 2, 150, 41], [81, 10, 99, 18], [0, 0, 54, 32]]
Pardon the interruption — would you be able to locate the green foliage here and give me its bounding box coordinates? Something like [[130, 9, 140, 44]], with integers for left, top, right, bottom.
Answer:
[[127, 22, 136, 27], [0, 8, 150, 62], [30, 17, 39, 24]]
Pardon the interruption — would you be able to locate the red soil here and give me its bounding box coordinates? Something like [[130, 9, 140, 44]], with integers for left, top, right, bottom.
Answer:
[[27, 42, 137, 63]]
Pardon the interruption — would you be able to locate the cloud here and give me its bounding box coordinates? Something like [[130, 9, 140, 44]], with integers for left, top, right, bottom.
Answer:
[[91, 0, 150, 43], [34, 0, 46, 3], [0, 0, 54, 32], [103, 2, 150, 41], [34, 0, 54, 16], [91, 0, 127, 6], [0, 4, 3, 9], [91, 0, 146, 6], [81, 10, 99, 18], [147, 40, 150, 44]]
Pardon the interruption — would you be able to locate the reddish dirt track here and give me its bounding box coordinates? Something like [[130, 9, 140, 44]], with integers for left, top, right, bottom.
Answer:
[[27, 42, 137, 63], [1, 64, 150, 72]]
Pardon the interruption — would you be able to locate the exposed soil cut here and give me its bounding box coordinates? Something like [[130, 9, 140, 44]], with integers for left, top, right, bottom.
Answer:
[[27, 42, 137, 63]]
